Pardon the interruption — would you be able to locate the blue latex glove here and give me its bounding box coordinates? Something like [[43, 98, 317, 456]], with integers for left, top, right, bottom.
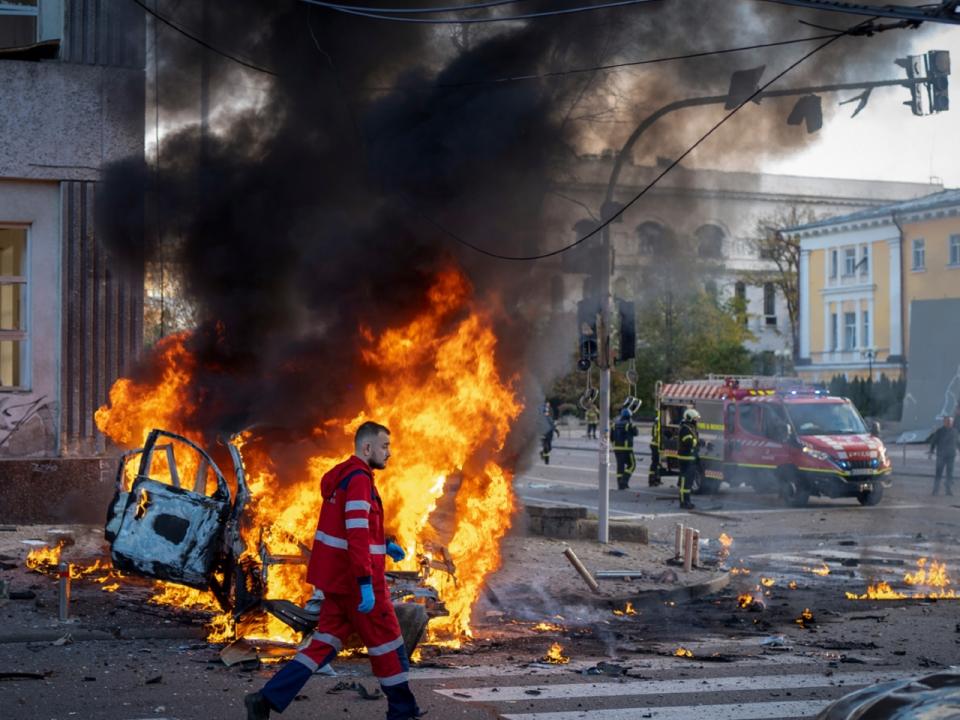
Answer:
[[357, 583, 375, 614], [386, 541, 406, 562]]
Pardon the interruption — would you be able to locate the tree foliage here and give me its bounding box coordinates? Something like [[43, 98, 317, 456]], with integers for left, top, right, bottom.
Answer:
[[747, 206, 818, 360]]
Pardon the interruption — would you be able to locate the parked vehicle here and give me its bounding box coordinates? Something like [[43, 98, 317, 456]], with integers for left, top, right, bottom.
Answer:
[[653, 376, 891, 506]]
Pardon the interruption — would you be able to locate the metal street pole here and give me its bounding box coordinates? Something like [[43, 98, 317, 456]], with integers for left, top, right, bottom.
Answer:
[[597, 226, 612, 544]]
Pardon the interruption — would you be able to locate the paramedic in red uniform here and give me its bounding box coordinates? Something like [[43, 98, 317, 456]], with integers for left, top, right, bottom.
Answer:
[[245, 421, 421, 720]]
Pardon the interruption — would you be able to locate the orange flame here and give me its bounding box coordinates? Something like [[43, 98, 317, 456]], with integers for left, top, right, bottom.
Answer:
[[532, 622, 565, 632], [718, 533, 733, 548], [760, 577, 775, 588], [613, 601, 637, 616], [805, 563, 830, 576], [544, 642, 569, 664], [794, 608, 814, 627], [674, 647, 694, 658], [25, 541, 66, 573], [95, 268, 522, 644], [846, 558, 958, 600]]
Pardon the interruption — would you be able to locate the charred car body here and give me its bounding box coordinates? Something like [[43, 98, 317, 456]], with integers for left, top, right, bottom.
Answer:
[[654, 376, 892, 506], [104, 429, 436, 652]]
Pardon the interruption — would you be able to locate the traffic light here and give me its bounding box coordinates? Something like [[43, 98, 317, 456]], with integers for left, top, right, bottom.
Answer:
[[896, 54, 926, 115], [927, 50, 950, 112], [617, 299, 635, 361], [577, 298, 599, 371]]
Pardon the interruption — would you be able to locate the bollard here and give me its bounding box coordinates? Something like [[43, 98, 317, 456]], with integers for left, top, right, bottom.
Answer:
[[683, 527, 694, 573], [58, 561, 71, 621], [691, 529, 700, 568], [675, 523, 685, 561]]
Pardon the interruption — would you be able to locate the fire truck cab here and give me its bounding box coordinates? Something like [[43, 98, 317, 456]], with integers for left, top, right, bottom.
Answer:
[[655, 376, 891, 507]]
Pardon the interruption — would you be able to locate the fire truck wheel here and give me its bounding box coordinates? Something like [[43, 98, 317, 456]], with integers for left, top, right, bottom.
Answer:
[[857, 484, 884, 506], [779, 469, 809, 508]]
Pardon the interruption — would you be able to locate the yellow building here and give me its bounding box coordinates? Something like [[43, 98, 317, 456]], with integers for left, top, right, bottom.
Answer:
[[788, 189, 960, 383]]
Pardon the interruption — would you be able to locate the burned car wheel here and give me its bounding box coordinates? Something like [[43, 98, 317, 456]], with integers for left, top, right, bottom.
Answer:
[[857, 483, 884, 506]]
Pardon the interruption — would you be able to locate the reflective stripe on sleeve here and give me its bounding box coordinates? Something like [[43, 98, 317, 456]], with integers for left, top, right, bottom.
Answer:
[[316, 531, 348, 550], [344, 500, 371, 513], [312, 632, 343, 651], [345, 518, 369, 529], [367, 636, 404, 656], [379, 671, 409, 686], [369, 544, 386, 555]]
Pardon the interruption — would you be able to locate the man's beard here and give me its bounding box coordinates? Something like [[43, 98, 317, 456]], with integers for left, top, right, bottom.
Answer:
[[370, 458, 387, 470]]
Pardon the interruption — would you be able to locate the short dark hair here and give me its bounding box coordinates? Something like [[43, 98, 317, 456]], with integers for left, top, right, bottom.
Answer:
[[355, 421, 390, 447]]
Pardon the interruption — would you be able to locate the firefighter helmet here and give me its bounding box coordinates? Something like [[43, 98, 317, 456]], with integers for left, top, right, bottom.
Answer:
[[683, 408, 701, 423]]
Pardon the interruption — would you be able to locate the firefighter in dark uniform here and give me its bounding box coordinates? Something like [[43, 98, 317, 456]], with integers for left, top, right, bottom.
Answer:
[[612, 408, 639, 490], [648, 411, 661, 487], [539, 405, 560, 465], [678, 408, 701, 509]]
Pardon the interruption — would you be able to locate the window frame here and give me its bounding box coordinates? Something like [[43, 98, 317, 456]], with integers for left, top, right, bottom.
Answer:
[[843, 247, 857, 277], [843, 311, 857, 351], [830, 312, 838, 351], [861, 309, 870, 350], [949, 234, 960, 267], [0, 224, 30, 391], [860, 244, 869, 276], [912, 238, 926, 271], [829, 249, 838, 279]]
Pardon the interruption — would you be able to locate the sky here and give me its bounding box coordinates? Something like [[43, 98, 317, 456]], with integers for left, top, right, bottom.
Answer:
[[764, 22, 960, 188]]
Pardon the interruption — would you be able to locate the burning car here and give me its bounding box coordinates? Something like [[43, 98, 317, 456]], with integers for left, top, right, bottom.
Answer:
[[104, 428, 435, 653]]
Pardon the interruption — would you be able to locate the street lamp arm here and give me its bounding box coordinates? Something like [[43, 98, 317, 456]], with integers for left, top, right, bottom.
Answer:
[[756, 0, 960, 26]]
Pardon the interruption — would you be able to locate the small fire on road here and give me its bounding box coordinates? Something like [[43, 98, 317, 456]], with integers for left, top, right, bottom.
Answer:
[[674, 647, 694, 658], [532, 622, 565, 633], [613, 602, 637, 616], [544, 642, 570, 664], [846, 558, 958, 600]]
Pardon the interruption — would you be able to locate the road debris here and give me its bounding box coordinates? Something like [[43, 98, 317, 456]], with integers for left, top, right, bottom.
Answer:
[[563, 547, 600, 593]]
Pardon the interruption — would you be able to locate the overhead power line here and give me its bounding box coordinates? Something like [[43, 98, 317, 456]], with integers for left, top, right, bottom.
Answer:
[[304, 0, 527, 13], [417, 33, 842, 89], [301, 0, 664, 24], [130, 0, 278, 76], [419, 28, 862, 261]]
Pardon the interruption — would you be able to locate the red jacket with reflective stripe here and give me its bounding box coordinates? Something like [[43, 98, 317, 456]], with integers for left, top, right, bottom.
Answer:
[[306, 455, 386, 594]]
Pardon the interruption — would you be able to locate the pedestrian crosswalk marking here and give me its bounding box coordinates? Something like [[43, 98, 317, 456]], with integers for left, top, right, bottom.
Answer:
[[499, 700, 832, 720], [433, 670, 884, 702]]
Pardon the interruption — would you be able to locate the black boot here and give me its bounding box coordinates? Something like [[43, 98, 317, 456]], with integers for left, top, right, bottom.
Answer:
[[383, 682, 423, 720], [244, 692, 270, 720]]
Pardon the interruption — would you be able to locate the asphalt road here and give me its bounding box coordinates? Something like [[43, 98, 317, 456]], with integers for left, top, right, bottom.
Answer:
[[2, 434, 958, 720]]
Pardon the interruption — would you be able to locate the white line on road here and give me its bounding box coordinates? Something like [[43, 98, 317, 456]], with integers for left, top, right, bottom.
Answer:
[[433, 670, 884, 702], [412, 654, 817, 680], [500, 700, 832, 720]]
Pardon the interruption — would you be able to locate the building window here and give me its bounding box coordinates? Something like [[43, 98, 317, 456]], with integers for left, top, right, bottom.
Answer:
[[950, 235, 960, 266], [829, 249, 838, 279], [0, 227, 27, 389], [843, 247, 856, 276], [0, 1, 37, 49], [912, 238, 926, 270], [695, 224, 724, 259], [860, 245, 869, 276], [862, 310, 870, 349], [844, 312, 857, 350], [830, 313, 838, 351], [734, 281, 747, 325], [637, 221, 667, 256], [763, 282, 776, 325]]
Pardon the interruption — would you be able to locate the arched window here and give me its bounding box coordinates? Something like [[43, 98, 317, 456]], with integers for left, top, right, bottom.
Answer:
[[636, 222, 667, 256], [695, 224, 725, 259]]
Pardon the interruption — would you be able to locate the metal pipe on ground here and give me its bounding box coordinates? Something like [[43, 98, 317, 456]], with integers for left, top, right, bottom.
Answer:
[[675, 523, 684, 561], [691, 529, 700, 568], [563, 547, 601, 594]]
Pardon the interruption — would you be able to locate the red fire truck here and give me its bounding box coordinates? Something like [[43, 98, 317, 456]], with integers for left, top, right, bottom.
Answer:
[[653, 376, 892, 506]]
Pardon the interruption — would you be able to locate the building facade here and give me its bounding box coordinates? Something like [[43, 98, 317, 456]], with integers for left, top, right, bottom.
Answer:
[[789, 188, 960, 383], [0, 1, 144, 520], [547, 157, 940, 361]]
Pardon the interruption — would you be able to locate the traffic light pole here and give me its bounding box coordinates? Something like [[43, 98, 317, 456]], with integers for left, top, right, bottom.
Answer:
[[591, 68, 945, 544]]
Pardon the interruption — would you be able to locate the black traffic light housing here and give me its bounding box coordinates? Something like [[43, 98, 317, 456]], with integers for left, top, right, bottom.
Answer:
[[617, 299, 635, 361], [577, 298, 600, 370], [927, 50, 950, 112]]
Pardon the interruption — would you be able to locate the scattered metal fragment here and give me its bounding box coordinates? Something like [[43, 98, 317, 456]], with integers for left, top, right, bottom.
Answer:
[[563, 548, 600, 594], [325, 681, 382, 700], [145, 675, 163, 684], [0, 672, 49, 681]]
